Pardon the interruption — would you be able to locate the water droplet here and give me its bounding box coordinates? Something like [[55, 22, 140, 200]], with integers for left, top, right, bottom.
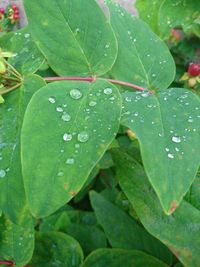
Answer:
[[48, 97, 56, 104], [75, 144, 80, 148], [168, 153, 174, 159], [70, 89, 82, 99], [78, 131, 89, 143], [56, 107, 63, 112], [0, 169, 6, 178], [165, 148, 169, 152], [63, 133, 72, 142], [58, 171, 64, 177], [172, 136, 181, 143], [66, 158, 74, 165], [104, 88, 113, 95], [62, 113, 71, 122], [89, 101, 97, 107]]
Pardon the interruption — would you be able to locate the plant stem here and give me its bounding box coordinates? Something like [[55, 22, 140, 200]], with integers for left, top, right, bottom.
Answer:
[[2, 76, 20, 82], [0, 261, 31, 267], [44, 76, 145, 91], [1, 83, 21, 95], [2, 58, 22, 79]]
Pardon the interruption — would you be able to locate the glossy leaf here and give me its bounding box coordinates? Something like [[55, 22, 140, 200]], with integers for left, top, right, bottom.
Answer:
[[9, 27, 45, 75], [121, 88, 200, 214], [0, 214, 34, 267], [21, 80, 121, 217], [0, 75, 46, 223], [90, 191, 173, 265], [82, 248, 168, 267], [135, 0, 164, 35], [114, 150, 200, 267], [158, 0, 200, 39], [24, 0, 117, 76], [30, 232, 83, 267], [107, 1, 175, 90]]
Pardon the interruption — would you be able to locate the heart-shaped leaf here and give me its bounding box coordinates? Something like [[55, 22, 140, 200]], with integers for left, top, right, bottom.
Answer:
[[107, 1, 175, 91], [24, 0, 117, 76], [21, 80, 121, 217], [121, 88, 200, 214]]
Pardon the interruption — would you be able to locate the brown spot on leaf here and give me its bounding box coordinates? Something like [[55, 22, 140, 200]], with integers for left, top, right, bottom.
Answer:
[[70, 191, 77, 197], [63, 183, 68, 190], [169, 201, 178, 214]]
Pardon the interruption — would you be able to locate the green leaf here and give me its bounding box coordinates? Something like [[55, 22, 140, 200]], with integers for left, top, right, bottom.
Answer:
[[24, 0, 117, 76], [9, 27, 45, 75], [21, 80, 121, 217], [113, 150, 200, 267], [82, 249, 169, 267], [107, 1, 175, 91], [121, 88, 200, 214], [0, 214, 34, 267], [90, 191, 173, 265], [185, 174, 200, 211], [30, 232, 83, 267], [135, 0, 165, 35], [0, 74, 46, 223], [40, 210, 107, 255], [158, 0, 200, 39]]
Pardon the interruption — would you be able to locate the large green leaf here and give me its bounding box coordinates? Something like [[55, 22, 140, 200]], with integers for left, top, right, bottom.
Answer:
[[107, 1, 175, 91], [21, 80, 121, 217], [82, 249, 168, 267], [29, 232, 83, 267], [158, 0, 200, 39], [0, 75, 46, 223], [90, 191, 173, 265], [121, 88, 200, 214], [185, 174, 200, 211], [24, 0, 117, 77], [9, 27, 45, 75], [113, 150, 200, 267], [0, 214, 34, 267]]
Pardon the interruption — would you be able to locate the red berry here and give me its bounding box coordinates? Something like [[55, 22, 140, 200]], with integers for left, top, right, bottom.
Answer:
[[12, 4, 18, 11], [14, 9, 19, 15], [188, 63, 200, 77], [13, 13, 19, 20], [0, 8, 5, 14]]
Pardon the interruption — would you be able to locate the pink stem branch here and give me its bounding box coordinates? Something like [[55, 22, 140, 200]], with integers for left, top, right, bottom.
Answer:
[[44, 76, 145, 91], [0, 261, 31, 267]]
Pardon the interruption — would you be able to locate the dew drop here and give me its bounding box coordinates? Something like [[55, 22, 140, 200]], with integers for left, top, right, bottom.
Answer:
[[56, 107, 63, 112], [78, 132, 89, 143], [62, 113, 71, 122], [48, 97, 56, 104], [66, 158, 74, 165], [0, 169, 6, 178], [70, 89, 82, 99], [172, 136, 181, 143], [104, 88, 113, 95], [58, 171, 64, 177], [168, 153, 174, 159], [89, 101, 97, 107], [63, 133, 72, 142]]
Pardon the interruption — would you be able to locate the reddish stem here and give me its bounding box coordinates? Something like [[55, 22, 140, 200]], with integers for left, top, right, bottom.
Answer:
[[0, 261, 31, 267], [44, 76, 145, 91]]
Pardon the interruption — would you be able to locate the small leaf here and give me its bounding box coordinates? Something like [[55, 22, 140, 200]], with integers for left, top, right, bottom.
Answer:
[[82, 248, 169, 267], [0, 214, 34, 267], [30, 232, 83, 267], [107, 1, 175, 91], [0, 74, 46, 223], [121, 88, 200, 214], [21, 80, 122, 217], [90, 191, 173, 264], [113, 150, 200, 267], [0, 95, 5, 104], [24, 0, 117, 76]]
